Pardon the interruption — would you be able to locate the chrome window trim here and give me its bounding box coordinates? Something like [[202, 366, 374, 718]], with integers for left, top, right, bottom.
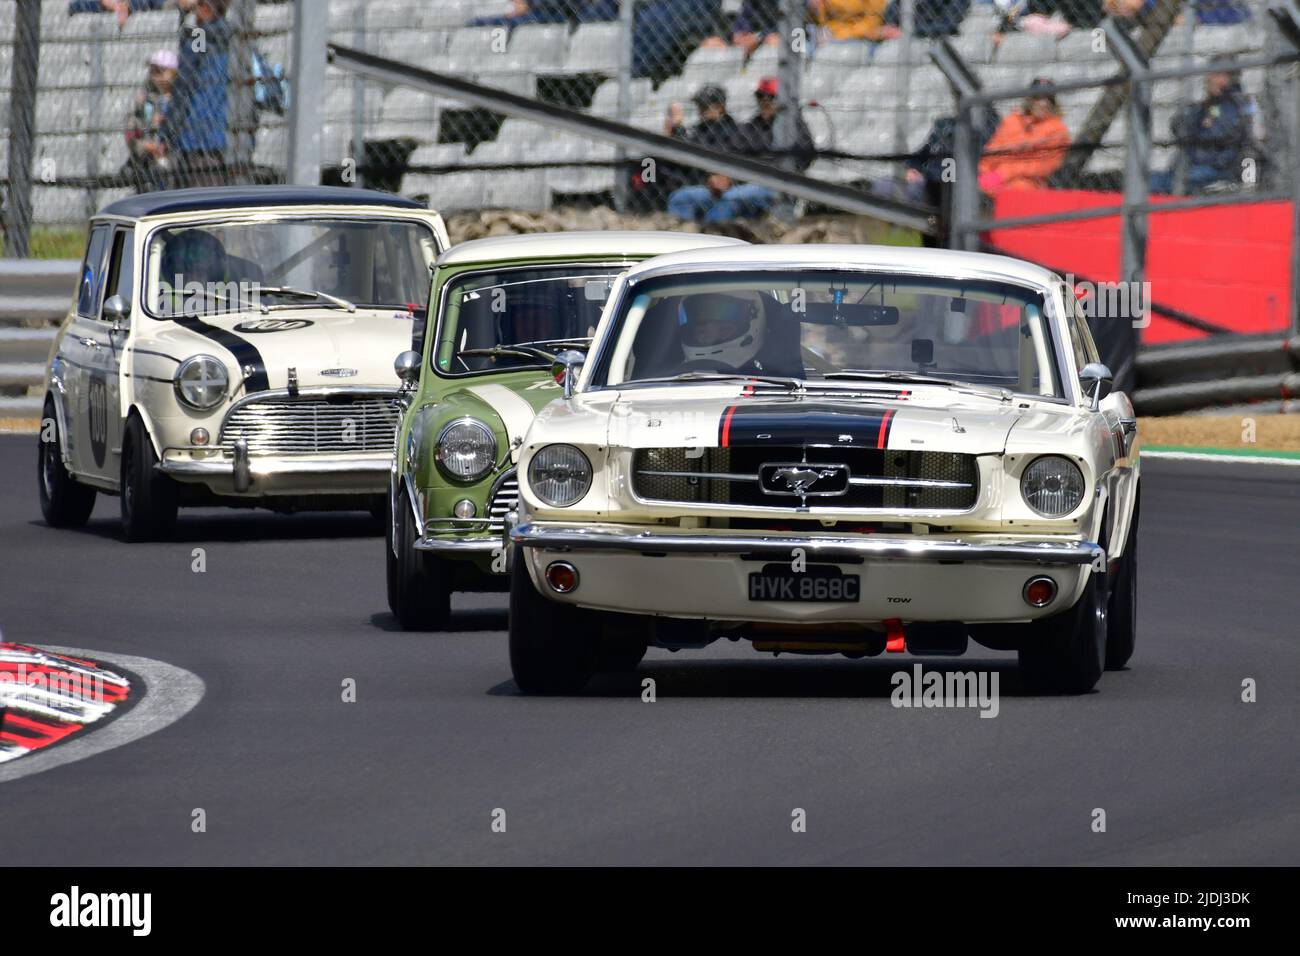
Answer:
[[426, 259, 639, 381], [139, 214, 438, 321], [585, 264, 1074, 405]]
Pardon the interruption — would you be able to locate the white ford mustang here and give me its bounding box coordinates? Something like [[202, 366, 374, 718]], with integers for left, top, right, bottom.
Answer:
[[505, 245, 1140, 695]]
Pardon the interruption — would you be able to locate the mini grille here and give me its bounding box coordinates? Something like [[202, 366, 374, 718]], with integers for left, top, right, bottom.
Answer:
[[632, 447, 978, 511], [489, 473, 519, 519], [220, 395, 402, 455]]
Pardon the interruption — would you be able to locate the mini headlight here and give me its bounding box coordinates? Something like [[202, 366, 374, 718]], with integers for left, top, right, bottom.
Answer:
[[436, 418, 496, 481], [1021, 455, 1085, 517], [173, 354, 229, 410], [528, 444, 592, 508]]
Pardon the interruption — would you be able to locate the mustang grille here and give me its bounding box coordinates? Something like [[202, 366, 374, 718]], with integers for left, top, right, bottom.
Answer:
[[632, 447, 979, 511], [220, 394, 402, 455]]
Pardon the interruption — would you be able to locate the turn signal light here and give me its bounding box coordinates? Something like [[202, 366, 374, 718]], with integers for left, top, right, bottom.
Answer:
[[544, 561, 579, 594], [1023, 576, 1058, 608]]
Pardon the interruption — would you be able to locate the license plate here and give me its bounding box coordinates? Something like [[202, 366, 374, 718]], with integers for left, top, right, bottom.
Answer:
[[747, 564, 860, 603]]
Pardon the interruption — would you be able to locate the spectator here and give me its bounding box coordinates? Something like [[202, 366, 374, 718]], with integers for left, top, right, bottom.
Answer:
[[1150, 62, 1255, 194], [700, 1, 783, 54], [883, 0, 970, 38], [810, 0, 896, 42], [994, 0, 1101, 37], [69, 0, 199, 28], [663, 85, 772, 222], [1197, 0, 1250, 24], [467, 0, 574, 28], [635, 0, 724, 78], [902, 107, 998, 245], [123, 49, 177, 193], [166, 0, 233, 184], [736, 77, 815, 172], [978, 77, 1071, 190]]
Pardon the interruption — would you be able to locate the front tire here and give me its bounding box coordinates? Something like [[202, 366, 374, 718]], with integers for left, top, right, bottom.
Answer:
[[509, 548, 596, 694], [38, 398, 97, 528], [119, 414, 178, 542], [1018, 567, 1107, 695], [391, 489, 450, 630]]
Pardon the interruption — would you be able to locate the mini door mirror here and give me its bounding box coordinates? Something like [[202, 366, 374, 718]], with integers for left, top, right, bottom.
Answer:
[[551, 349, 585, 400], [394, 350, 421, 387], [103, 294, 130, 329], [1079, 362, 1113, 411]]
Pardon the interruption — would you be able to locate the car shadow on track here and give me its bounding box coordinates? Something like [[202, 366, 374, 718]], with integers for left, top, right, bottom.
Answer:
[[487, 657, 1060, 699], [368, 610, 509, 634], [44, 511, 383, 543]]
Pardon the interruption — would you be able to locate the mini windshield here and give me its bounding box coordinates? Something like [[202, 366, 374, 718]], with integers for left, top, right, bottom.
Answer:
[[593, 270, 1064, 398], [144, 217, 437, 317], [433, 265, 623, 375]]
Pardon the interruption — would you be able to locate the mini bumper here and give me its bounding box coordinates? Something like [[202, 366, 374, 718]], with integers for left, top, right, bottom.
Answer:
[[414, 518, 505, 554], [158, 442, 390, 495]]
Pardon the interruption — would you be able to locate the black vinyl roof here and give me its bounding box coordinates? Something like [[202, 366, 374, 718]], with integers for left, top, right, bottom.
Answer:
[[97, 185, 426, 219]]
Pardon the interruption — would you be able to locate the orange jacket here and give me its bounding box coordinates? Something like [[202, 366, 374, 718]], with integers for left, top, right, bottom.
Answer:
[[811, 0, 888, 41], [979, 112, 1072, 189]]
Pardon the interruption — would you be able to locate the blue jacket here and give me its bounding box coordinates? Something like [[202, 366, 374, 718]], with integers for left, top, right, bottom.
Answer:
[[169, 16, 232, 154], [1172, 87, 1254, 174]]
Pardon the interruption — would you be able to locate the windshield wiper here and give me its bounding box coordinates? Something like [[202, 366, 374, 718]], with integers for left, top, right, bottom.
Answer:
[[624, 372, 804, 391], [257, 286, 356, 313], [515, 338, 593, 352], [457, 344, 560, 363], [175, 288, 263, 314], [822, 370, 1014, 400], [821, 370, 958, 386]]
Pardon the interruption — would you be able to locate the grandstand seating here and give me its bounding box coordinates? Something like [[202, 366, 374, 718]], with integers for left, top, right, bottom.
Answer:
[[0, 0, 1276, 222]]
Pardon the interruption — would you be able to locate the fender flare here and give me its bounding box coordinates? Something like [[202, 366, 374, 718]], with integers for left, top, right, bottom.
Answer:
[[44, 360, 75, 472], [124, 404, 165, 461]]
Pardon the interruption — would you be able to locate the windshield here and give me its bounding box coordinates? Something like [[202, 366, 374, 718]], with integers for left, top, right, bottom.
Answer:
[[592, 270, 1064, 398], [144, 217, 437, 317], [432, 265, 623, 375]]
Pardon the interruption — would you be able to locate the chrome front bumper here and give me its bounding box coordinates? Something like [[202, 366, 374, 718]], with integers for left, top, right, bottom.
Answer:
[[414, 518, 505, 554], [510, 523, 1104, 567], [159, 441, 390, 495]]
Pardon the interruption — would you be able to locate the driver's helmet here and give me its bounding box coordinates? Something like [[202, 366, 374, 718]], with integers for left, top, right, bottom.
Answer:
[[678, 292, 765, 368], [161, 229, 227, 285]]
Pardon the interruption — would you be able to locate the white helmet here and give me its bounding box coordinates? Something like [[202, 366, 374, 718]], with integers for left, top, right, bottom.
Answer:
[[679, 293, 765, 368]]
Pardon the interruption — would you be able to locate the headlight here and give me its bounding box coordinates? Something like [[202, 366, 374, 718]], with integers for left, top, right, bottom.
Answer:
[[1021, 455, 1085, 517], [173, 354, 228, 410], [528, 444, 592, 508], [435, 418, 496, 481]]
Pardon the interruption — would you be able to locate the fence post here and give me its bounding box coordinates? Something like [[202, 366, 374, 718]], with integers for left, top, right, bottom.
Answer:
[[1292, 53, 1300, 336], [1105, 21, 1151, 329], [613, 0, 634, 212], [287, 0, 327, 185], [773, 0, 804, 222], [226, 0, 258, 184], [85, 22, 105, 220], [3, 0, 41, 259], [351, 2, 366, 188], [892, 0, 915, 192], [930, 40, 985, 250]]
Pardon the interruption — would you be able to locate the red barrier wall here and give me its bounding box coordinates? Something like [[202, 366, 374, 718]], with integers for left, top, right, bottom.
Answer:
[[987, 190, 1293, 344]]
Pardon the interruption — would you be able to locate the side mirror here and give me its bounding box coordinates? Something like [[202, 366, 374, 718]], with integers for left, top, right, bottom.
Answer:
[[103, 294, 130, 330], [551, 349, 585, 400], [394, 350, 421, 388], [1079, 362, 1113, 411]]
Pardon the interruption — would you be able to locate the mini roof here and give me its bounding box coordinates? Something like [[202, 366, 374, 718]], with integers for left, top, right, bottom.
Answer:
[[436, 230, 747, 267], [96, 185, 426, 220]]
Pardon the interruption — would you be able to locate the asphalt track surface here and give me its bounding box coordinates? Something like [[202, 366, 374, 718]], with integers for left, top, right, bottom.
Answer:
[[1, 433, 1297, 865]]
